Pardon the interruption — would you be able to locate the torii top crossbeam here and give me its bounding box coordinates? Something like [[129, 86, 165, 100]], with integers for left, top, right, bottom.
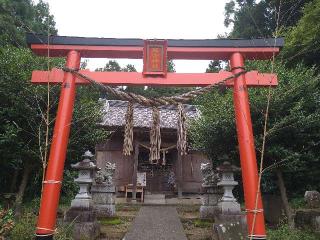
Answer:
[[27, 33, 283, 59], [27, 34, 283, 87]]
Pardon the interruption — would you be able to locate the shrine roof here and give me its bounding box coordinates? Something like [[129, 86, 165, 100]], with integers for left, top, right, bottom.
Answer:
[[100, 100, 200, 130], [27, 33, 284, 48]]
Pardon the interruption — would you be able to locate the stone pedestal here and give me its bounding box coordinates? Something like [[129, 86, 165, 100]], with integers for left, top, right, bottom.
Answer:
[[92, 161, 116, 218], [91, 183, 116, 217], [199, 163, 221, 219], [295, 209, 320, 232], [64, 150, 100, 240], [200, 186, 223, 219]]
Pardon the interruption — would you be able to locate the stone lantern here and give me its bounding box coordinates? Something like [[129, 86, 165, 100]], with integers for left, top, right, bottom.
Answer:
[[213, 161, 247, 237], [70, 150, 97, 208], [217, 161, 241, 214], [64, 150, 100, 240]]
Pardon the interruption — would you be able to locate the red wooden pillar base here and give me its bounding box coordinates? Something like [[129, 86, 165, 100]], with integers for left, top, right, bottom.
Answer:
[[230, 53, 266, 239], [35, 50, 80, 239]]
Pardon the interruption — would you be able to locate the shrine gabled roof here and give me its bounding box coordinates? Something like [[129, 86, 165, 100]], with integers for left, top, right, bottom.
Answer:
[[26, 33, 284, 48], [100, 100, 200, 130]]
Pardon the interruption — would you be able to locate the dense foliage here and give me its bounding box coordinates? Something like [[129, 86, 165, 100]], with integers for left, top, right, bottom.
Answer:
[[283, 0, 320, 66], [224, 0, 313, 38], [0, 0, 57, 47], [189, 1, 320, 227], [0, 46, 107, 199], [0, 0, 107, 207], [225, 0, 320, 68], [191, 61, 320, 195]]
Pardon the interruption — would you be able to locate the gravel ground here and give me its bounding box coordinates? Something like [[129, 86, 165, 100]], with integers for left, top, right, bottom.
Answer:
[[124, 206, 188, 240]]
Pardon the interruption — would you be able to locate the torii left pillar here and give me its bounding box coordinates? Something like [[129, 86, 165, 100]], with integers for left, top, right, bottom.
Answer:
[[35, 50, 80, 239]]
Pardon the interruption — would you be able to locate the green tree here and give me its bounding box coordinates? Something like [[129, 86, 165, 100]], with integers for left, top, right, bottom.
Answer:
[[96, 60, 122, 72], [0, 0, 57, 47], [122, 64, 137, 72], [206, 60, 223, 73], [191, 60, 320, 222], [283, 0, 320, 67], [0, 47, 107, 209], [224, 0, 313, 38], [167, 60, 175, 73]]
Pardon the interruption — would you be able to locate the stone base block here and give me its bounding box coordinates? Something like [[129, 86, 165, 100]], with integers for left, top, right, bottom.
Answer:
[[215, 213, 247, 237], [295, 209, 320, 232], [218, 201, 241, 215], [91, 184, 115, 193], [201, 193, 221, 206], [73, 221, 100, 240], [71, 198, 93, 209], [64, 208, 96, 223], [200, 205, 220, 219], [213, 221, 247, 240], [92, 192, 115, 205], [95, 204, 116, 218], [216, 213, 246, 223]]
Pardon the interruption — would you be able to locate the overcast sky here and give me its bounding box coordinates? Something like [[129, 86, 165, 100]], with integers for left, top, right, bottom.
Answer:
[[44, 0, 231, 72]]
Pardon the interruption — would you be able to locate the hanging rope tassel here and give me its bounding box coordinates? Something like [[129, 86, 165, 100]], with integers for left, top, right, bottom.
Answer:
[[150, 107, 161, 164], [177, 103, 187, 156], [123, 102, 134, 156]]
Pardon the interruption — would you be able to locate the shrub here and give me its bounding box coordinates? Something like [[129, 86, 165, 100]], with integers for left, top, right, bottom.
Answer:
[[268, 224, 320, 240], [99, 217, 122, 225], [9, 211, 35, 240], [0, 206, 14, 239], [193, 219, 214, 228], [9, 206, 73, 240], [290, 197, 306, 209]]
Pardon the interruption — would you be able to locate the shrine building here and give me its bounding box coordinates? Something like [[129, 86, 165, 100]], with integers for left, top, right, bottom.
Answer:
[[95, 100, 209, 198]]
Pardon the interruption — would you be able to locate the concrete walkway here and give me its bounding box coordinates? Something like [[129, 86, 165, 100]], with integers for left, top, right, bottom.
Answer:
[[124, 206, 187, 240]]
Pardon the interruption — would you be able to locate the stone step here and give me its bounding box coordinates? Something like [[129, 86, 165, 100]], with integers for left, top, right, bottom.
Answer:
[[144, 194, 166, 204], [144, 194, 165, 199]]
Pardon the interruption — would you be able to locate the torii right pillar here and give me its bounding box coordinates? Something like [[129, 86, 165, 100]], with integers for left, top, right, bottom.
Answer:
[[230, 52, 266, 239]]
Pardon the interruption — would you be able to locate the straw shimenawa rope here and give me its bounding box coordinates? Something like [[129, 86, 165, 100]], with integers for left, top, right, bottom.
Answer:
[[149, 107, 161, 163], [123, 102, 134, 156], [61, 67, 246, 107], [61, 67, 246, 161], [177, 103, 187, 156]]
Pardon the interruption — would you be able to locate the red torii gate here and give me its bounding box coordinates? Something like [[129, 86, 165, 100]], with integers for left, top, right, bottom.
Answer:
[[27, 34, 284, 240]]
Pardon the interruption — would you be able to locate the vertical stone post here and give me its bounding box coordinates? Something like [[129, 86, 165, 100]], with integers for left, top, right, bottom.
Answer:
[[199, 163, 222, 219], [91, 162, 116, 217], [64, 151, 100, 240]]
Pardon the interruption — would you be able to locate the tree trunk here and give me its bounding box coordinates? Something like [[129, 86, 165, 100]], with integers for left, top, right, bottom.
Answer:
[[276, 168, 294, 228], [14, 163, 32, 218], [9, 168, 19, 192]]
